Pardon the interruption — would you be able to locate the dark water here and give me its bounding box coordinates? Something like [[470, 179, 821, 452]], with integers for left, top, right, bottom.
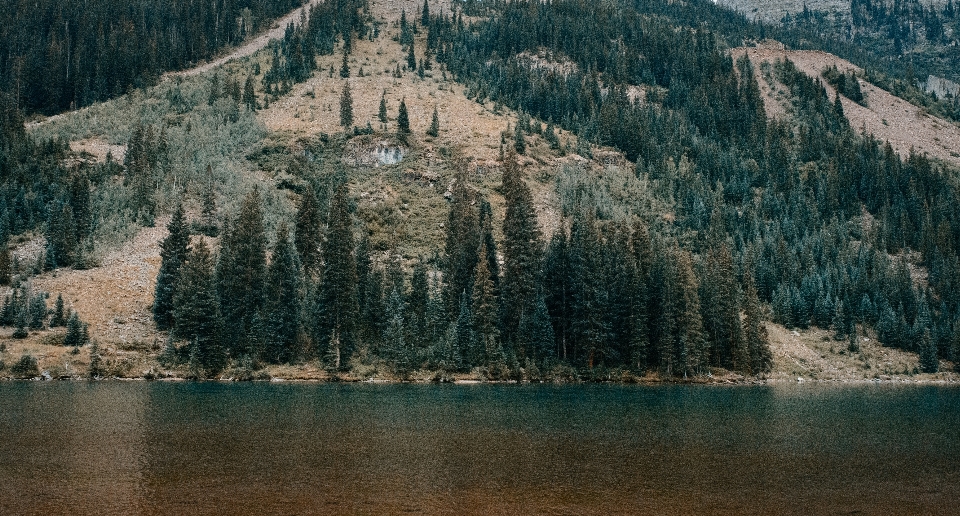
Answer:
[[1, 383, 958, 515]]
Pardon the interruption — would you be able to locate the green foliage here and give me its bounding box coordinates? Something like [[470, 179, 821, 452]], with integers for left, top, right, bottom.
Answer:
[[64, 311, 90, 348], [427, 107, 440, 137], [314, 183, 359, 370], [10, 354, 39, 378], [264, 223, 303, 364], [174, 240, 226, 377], [397, 99, 411, 136], [340, 81, 354, 128], [154, 204, 190, 330]]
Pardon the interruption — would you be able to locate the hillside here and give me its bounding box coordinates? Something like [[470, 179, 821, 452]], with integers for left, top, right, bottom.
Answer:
[[2, 0, 959, 383]]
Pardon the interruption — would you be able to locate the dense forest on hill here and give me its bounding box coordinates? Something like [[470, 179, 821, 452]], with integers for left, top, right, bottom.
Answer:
[[3, 0, 960, 380], [775, 0, 960, 122], [141, 0, 960, 379], [0, 0, 304, 115]]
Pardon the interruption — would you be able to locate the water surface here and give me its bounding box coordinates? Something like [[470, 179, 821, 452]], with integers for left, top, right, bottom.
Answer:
[[1, 382, 958, 514]]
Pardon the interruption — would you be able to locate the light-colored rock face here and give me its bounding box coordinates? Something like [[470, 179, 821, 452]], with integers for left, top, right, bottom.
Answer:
[[736, 43, 960, 168]]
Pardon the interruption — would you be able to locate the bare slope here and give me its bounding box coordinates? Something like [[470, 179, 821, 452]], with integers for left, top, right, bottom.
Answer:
[[737, 42, 960, 167]]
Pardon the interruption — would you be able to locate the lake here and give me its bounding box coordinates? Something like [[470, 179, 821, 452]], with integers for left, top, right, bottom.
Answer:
[[1, 382, 958, 514]]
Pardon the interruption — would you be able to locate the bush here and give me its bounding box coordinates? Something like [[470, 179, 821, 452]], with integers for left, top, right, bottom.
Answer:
[[10, 354, 39, 378]]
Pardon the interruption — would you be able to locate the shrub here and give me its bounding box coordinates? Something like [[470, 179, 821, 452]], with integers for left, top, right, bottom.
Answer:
[[10, 354, 39, 378]]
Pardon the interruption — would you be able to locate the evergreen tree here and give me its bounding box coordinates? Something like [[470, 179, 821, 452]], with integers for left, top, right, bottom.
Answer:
[[384, 288, 412, 377], [0, 241, 10, 285], [174, 240, 226, 377], [315, 183, 359, 370], [340, 81, 354, 128], [421, 0, 430, 26], [295, 186, 323, 275], [265, 223, 302, 364], [216, 188, 268, 358], [919, 329, 939, 373], [64, 311, 89, 347], [513, 121, 526, 155], [443, 172, 480, 317], [50, 293, 66, 327], [743, 272, 772, 374], [28, 292, 46, 330], [153, 204, 190, 330], [340, 46, 350, 78], [677, 252, 707, 377], [407, 42, 417, 71], [397, 99, 411, 136], [378, 92, 388, 124], [427, 107, 440, 137], [472, 246, 499, 367], [500, 151, 543, 355], [243, 75, 257, 111]]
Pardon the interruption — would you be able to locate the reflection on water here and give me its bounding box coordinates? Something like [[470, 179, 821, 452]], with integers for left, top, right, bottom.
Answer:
[[1, 383, 958, 515]]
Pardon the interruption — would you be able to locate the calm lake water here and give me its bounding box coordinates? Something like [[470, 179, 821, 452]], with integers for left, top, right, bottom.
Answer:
[[0, 382, 958, 515]]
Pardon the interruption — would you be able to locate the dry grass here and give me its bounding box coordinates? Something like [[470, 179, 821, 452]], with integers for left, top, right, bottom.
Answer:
[[766, 322, 959, 383], [736, 42, 960, 167]]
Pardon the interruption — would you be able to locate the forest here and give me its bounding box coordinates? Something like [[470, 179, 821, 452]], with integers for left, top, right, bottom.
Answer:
[[2, 0, 960, 380], [0, 0, 304, 115]]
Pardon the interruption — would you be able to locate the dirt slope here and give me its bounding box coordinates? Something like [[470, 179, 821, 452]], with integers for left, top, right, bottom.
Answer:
[[736, 42, 960, 167]]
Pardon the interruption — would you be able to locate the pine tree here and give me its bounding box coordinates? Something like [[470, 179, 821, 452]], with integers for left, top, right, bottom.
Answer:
[[743, 272, 772, 374], [421, 0, 430, 26], [28, 292, 46, 330], [427, 107, 440, 137], [64, 311, 88, 347], [340, 81, 354, 128], [50, 293, 66, 327], [314, 183, 359, 370], [264, 223, 302, 364], [340, 46, 350, 78], [216, 188, 267, 358], [243, 75, 257, 111], [174, 240, 226, 377], [397, 99, 410, 135], [472, 246, 499, 367], [513, 121, 526, 155], [153, 204, 190, 330], [443, 172, 480, 317], [384, 288, 411, 377], [407, 42, 417, 71], [677, 252, 707, 377], [0, 241, 10, 285], [378, 92, 388, 124], [295, 185, 323, 275], [919, 329, 939, 373], [500, 150, 543, 355], [452, 290, 474, 371]]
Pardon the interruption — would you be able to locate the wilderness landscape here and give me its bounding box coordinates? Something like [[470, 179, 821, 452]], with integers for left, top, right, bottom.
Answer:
[[0, 0, 959, 385]]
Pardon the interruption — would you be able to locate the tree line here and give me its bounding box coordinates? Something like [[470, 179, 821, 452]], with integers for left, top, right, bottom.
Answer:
[[0, 0, 305, 115]]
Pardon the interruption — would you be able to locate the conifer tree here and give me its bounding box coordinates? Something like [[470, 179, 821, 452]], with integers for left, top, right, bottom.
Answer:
[[216, 188, 267, 358], [378, 92, 388, 125], [421, 0, 430, 26], [569, 210, 605, 367], [315, 183, 359, 370], [397, 99, 411, 136], [407, 42, 417, 71], [452, 290, 474, 370], [513, 121, 526, 155], [295, 186, 323, 275], [174, 240, 226, 377], [340, 46, 350, 78], [500, 150, 543, 355], [265, 223, 302, 364], [243, 75, 257, 111], [384, 288, 412, 376], [28, 292, 46, 330], [153, 204, 189, 330], [443, 172, 480, 317], [427, 107, 440, 137], [50, 293, 66, 327], [0, 241, 10, 286], [919, 329, 939, 373], [340, 81, 354, 128], [64, 311, 89, 347], [743, 271, 772, 374], [677, 252, 707, 377], [472, 246, 499, 367]]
